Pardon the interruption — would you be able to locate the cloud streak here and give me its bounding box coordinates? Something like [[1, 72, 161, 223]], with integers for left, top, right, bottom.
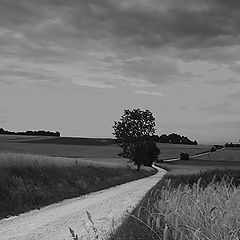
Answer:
[[135, 90, 163, 96]]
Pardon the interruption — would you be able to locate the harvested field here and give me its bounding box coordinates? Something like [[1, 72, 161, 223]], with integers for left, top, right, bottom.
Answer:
[[21, 136, 115, 145], [0, 135, 210, 160], [0, 135, 55, 142], [0, 142, 121, 159], [193, 148, 240, 162], [156, 143, 210, 160], [157, 156, 240, 176]]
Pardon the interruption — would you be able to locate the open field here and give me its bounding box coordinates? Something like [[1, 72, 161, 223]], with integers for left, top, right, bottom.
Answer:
[[156, 143, 210, 160], [155, 148, 240, 176], [0, 142, 121, 159], [157, 160, 240, 176], [21, 136, 115, 145], [192, 148, 240, 162], [0, 135, 210, 161], [0, 152, 127, 169], [0, 134, 57, 142]]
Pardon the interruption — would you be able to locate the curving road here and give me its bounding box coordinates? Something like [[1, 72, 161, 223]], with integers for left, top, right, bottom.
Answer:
[[0, 167, 166, 240]]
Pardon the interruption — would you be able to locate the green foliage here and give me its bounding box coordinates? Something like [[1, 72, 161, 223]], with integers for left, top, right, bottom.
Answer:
[[113, 109, 159, 170]]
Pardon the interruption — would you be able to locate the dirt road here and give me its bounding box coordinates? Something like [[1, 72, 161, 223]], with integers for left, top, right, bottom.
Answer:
[[0, 167, 166, 240]]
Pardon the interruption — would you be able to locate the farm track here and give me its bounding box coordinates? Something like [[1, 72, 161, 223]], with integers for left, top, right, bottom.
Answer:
[[0, 167, 166, 240], [163, 149, 225, 162]]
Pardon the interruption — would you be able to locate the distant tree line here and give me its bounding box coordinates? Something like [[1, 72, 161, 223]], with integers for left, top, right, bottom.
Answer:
[[151, 133, 198, 145], [210, 144, 224, 152], [0, 128, 60, 137], [225, 142, 240, 148]]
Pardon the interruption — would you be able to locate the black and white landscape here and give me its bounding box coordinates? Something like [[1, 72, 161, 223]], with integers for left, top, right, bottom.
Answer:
[[1, 1, 240, 239]]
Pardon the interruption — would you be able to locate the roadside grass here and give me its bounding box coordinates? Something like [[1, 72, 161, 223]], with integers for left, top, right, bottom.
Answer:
[[110, 168, 240, 240], [0, 153, 156, 219]]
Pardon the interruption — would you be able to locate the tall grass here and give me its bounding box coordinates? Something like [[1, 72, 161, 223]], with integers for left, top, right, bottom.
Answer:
[[0, 152, 156, 219], [0, 152, 126, 169], [144, 177, 240, 240], [111, 169, 240, 240]]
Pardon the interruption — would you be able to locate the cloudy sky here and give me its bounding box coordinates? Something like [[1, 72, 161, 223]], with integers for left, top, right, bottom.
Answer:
[[0, 0, 240, 143]]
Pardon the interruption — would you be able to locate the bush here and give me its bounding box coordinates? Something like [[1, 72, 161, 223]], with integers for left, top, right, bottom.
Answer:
[[210, 146, 216, 152], [180, 152, 189, 160]]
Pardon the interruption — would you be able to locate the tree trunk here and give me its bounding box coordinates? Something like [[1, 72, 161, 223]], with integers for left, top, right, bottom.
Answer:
[[137, 164, 141, 171]]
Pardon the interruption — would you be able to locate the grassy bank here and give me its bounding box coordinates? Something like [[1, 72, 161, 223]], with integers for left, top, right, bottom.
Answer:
[[0, 165, 156, 219], [111, 169, 240, 240]]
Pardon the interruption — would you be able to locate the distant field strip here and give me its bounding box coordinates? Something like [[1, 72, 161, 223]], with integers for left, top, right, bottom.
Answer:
[[193, 149, 240, 162], [20, 136, 115, 145], [0, 142, 122, 158], [0, 152, 127, 169], [156, 143, 210, 160], [0, 140, 210, 160]]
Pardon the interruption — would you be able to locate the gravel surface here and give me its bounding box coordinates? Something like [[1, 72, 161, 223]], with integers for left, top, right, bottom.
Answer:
[[0, 166, 166, 240]]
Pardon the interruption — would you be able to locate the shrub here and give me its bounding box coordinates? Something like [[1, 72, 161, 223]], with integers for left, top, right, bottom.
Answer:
[[180, 152, 189, 160], [210, 146, 216, 152]]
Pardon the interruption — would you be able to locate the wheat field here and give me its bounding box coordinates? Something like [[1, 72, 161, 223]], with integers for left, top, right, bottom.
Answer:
[[140, 177, 240, 240]]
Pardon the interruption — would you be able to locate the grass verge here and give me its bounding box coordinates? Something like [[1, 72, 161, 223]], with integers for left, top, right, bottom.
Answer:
[[110, 168, 240, 240], [0, 165, 156, 219]]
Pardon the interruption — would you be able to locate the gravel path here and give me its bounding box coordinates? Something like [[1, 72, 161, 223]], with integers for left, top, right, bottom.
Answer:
[[0, 167, 166, 240]]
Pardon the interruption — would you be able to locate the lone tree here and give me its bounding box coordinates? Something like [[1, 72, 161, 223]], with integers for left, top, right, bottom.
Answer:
[[113, 108, 160, 170]]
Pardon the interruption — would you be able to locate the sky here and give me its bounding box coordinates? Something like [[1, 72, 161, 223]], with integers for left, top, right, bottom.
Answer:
[[0, 0, 240, 144]]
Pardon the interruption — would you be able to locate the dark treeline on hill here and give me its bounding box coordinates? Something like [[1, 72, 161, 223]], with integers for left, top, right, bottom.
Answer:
[[225, 142, 240, 148], [0, 128, 60, 137], [151, 133, 198, 145]]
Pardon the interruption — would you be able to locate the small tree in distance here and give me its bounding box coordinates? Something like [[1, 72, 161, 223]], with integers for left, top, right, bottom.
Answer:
[[113, 108, 160, 171]]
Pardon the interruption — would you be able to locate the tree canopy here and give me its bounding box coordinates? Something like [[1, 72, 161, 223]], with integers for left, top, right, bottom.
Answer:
[[113, 108, 160, 170]]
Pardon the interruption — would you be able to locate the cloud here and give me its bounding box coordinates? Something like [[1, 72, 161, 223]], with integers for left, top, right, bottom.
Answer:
[[135, 90, 163, 96], [121, 55, 181, 84], [71, 78, 115, 89], [200, 91, 240, 115], [85, 0, 240, 49], [0, 0, 240, 88], [226, 92, 240, 101], [205, 78, 240, 85], [1, 1, 240, 55]]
